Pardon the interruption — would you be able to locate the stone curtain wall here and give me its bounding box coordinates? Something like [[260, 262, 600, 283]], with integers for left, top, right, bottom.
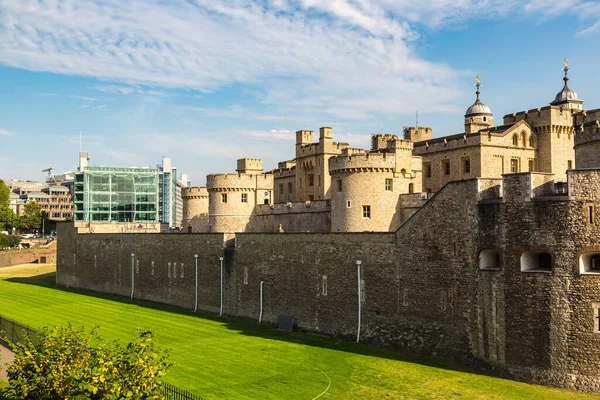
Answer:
[[57, 224, 226, 312], [56, 169, 600, 392], [232, 233, 396, 338]]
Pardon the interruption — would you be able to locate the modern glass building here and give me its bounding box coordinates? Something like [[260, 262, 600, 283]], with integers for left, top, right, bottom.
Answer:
[[73, 167, 159, 222]]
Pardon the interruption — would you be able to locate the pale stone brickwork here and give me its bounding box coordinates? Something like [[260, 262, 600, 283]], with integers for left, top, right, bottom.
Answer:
[[181, 187, 209, 232], [182, 69, 591, 234], [329, 136, 422, 232], [206, 166, 274, 233]]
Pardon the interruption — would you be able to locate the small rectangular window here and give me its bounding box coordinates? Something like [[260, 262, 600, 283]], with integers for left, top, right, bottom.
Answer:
[[322, 275, 327, 296], [510, 159, 519, 173], [425, 163, 432, 178], [362, 205, 371, 219], [568, 160, 573, 170], [221, 193, 228, 203], [528, 159, 535, 172], [337, 180, 343, 192], [279, 184, 284, 195], [463, 158, 470, 174], [442, 160, 450, 176], [243, 267, 248, 285], [288, 182, 293, 194], [347, 200, 351, 208], [385, 178, 393, 191], [308, 174, 314, 187], [241, 193, 248, 203], [587, 203, 595, 225], [318, 175, 321, 187]]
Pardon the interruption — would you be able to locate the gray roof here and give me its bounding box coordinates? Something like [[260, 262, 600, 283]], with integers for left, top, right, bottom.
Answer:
[[21, 192, 51, 199], [43, 186, 69, 193], [465, 90, 492, 117], [551, 77, 582, 105]]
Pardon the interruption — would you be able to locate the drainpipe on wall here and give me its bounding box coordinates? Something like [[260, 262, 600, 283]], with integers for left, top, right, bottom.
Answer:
[[259, 281, 264, 323], [219, 256, 224, 316], [130, 253, 135, 300], [356, 259, 362, 343], [194, 254, 199, 312]]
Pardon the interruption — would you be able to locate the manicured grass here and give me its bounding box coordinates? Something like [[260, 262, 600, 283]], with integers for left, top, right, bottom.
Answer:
[[0, 265, 598, 399]]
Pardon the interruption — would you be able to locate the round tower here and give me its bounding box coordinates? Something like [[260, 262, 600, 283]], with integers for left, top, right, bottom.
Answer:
[[329, 147, 418, 232], [206, 166, 273, 233], [182, 187, 209, 232], [464, 76, 494, 134]]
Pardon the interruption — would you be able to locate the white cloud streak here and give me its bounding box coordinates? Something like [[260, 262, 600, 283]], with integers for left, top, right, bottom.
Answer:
[[0, 129, 15, 136], [0, 0, 596, 124]]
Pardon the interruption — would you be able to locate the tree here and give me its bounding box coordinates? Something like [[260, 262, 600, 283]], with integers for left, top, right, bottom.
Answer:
[[0, 234, 21, 249], [0, 179, 9, 208], [1, 325, 172, 400], [0, 206, 20, 231], [19, 201, 42, 231]]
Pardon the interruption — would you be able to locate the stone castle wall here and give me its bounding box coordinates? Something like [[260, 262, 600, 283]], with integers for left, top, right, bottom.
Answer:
[[574, 109, 600, 169], [57, 169, 600, 392]]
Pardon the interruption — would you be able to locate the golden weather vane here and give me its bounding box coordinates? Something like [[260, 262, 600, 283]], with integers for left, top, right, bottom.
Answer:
[[564, 58, 569, 67]]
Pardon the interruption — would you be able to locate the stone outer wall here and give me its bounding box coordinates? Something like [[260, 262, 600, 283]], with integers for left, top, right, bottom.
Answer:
[[0, 248, 56, 267], [57, 224, 226, 312], [57, 169, 600, 393], [250, 201, 331, 233]]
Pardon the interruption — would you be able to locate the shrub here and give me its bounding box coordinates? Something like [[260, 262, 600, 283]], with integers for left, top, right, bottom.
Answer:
[[1, 324, 172, 400]]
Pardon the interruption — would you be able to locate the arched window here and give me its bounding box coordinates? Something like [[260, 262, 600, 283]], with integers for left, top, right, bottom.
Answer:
[[408, 183, 414, 194], [529, 135, 536, 148], [521, 131, 527, 147], [512, 134, 519, 146]]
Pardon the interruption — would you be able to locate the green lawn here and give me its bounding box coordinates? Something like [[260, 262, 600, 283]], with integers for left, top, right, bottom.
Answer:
[[0, 266, 598, 399]]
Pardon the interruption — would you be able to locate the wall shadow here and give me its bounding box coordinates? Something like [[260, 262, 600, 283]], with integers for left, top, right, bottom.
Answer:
[[6, 273, 489, 379]]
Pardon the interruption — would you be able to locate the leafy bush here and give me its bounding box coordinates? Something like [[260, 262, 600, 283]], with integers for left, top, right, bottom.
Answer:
[[1, 325, 172, 400], [0, 234, 20, 249]]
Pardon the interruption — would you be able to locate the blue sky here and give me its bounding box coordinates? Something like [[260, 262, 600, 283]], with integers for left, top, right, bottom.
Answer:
[[1, 0, 599, 185]]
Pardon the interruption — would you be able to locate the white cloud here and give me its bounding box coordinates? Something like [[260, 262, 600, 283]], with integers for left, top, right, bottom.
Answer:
[[0, 0, 468, 120], [0, 129, 15, 136], [242, 129, 296, 141], [69, 95, 102, 102], [0, 0, 596, 125]]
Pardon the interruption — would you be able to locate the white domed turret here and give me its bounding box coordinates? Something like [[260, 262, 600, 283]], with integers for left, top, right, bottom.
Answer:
[[550, 59, 583, 110], [464, 76, 494, 134]]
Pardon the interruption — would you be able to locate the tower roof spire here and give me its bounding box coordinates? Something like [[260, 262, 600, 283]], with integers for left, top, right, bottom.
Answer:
[[551, 58, 582, 108], [465, 75, 491, 117]]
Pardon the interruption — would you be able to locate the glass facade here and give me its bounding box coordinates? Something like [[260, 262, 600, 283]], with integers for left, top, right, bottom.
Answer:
[[74, 167, 159, 222]]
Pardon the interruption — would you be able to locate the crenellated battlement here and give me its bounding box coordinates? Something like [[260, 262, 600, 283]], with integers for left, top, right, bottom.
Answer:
[[237, 158, 263, 174], [207, 173, 274, 191], [403, 126, 432, 143], [329, 152, 396, 172], [274, 167, 296, 179], [182, 186, 208, 198], [372, 134, 399, 150]]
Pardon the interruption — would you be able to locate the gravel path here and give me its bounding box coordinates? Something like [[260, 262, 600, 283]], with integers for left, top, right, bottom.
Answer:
[[0, 343, 14, 381]]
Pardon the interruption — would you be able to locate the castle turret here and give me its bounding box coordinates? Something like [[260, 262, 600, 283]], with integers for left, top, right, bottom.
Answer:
[[464, 76, 494, 134], [550, 59, 583, 111]]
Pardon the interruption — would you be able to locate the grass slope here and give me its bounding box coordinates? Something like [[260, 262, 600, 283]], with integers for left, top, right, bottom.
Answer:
[[0, 265, 598, 399]]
